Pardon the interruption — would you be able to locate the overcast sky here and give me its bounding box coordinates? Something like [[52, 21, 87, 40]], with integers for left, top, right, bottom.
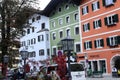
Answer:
[[38, 0, 51, 10]]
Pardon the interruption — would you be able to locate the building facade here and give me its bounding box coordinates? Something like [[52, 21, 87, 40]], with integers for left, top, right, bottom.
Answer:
[[78, 0, 120, 74], [19, 14, 50, 68], [42, 0, 81, 57]]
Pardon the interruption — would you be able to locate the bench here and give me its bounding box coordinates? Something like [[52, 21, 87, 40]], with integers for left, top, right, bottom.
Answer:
[[92, 71, 103, 78]]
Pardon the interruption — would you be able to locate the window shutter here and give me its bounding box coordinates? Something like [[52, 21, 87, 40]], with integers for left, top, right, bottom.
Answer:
[[102, 0, 105, 6], [113, 0, 116, 3], [115, 36, 118, 45], [101, 39, 104, 47], [114, 14, 119, 23], [99, 19, 101, 27], [106, 38, 110, 46], [88, 23, 90, 30], [93, 21, 95, 29], [98, 2, 100, 9], [89, 41, 92, 48], [117, 36, 120, 44], [94, 40, 97, 48], [104, 17, 108, 25], [84, 42, 86, 49], [87, 6, 89, 13], [83, 25, 85, 31], [82, 8, 84, 15], [92, 4, 94, 11]]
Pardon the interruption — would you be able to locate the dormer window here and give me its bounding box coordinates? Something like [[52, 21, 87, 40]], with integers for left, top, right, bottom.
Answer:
[[58, 7, 61, 12], [32, 17, 35, 22], [65, 5, 69, 10]]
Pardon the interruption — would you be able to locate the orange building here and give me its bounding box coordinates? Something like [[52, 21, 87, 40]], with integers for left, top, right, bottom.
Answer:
[[78, 0, 120, 74]]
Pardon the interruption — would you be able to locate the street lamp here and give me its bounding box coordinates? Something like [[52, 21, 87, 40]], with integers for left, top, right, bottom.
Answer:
[[61, 36, 74, 80], [20, 50, 28, 80]]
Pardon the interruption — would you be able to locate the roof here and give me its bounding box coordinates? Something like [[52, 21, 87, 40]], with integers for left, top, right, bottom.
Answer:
[[40, 0, 81, 17]]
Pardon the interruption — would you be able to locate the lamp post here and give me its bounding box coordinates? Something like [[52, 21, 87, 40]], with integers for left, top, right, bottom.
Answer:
[[61, 36, 74, 80], [20, 50, 28, 80]]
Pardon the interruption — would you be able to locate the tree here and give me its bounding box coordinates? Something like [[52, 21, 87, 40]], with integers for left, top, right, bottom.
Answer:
[[0, 0, 39, 76]]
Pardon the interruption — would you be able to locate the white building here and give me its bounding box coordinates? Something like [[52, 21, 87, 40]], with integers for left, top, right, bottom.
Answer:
[[19, 14, 50, 70]]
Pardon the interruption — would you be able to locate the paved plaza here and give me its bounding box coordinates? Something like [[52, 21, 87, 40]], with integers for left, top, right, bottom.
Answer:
[[86, 74, 120, 80]]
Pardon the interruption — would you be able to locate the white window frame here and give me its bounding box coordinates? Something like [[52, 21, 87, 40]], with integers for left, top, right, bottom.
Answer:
[[74, 13, 79, 21], [94, 19, 100, 29], [52, 32, 56, 40], [107, 15, 116, 25], [92, 1, 99, 11], [105, 0, 114, 6], [58, 18, 63, 25], [66, 28, 70, 36], [65, 4, 69, 10], [75, 43, 81, 52], [59, 30, 63, 38], [74, 25, 79, 35], [85, 41, 91, 50], [84, 23, 89, 32], [51, 21, 55, 27], [82, 6, 88, 15], [95, 38, 103, 48], [109, 36, 117, 46], [66, 16, 70, 23]]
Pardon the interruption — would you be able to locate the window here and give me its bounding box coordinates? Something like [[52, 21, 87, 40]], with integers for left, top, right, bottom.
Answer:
[[32, 27, 34, 32], [39, 49, 44, 55], [104, 14, 119, 26], [32, 17, 35, 22], [82, 6, 88, 15], [38, 35, 44, 42], [75, 27, 79, 35], [76, 44, 81, 52], [36, 16, 41, 20], [58, 18, 63, 25], [103, 0, 116, 6], [46, 34, 49, 41], [41, 23, 45, 29], [27, 40, 30, 45], [66, 29, 70, 36], [65, 5, 69, 9], [93, 19, 101, 29], [47, 49, 50, 56], [66, 16, 70, 23], [27, 29, 30, 34], [52, 33, 56, 40], [92, 1, 100, 11], [53, 48, 57, 55], [59, 31, 63, 38], [107, 36, 120, 47], [84, 41, 92, 50], [31, 38, 36, 44], [74, 13, 79, 20], [83, 23, 90, 32], [52, 21, 55, 27], [94, 39, 104, 48], [58, 8, 61, 12]]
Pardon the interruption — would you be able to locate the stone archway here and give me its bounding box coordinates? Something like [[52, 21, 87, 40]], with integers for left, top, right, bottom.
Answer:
[[111, 55, 120, 70]]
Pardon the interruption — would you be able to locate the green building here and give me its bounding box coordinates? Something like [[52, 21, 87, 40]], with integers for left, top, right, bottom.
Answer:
[[41, 0, 81, 57]]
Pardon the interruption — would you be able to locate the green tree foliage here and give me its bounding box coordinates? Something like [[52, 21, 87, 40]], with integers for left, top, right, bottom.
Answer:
[[0, 0, 39, 75]]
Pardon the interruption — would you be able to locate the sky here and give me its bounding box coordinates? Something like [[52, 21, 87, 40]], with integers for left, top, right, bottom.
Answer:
[[38, 0, 51, 10]]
